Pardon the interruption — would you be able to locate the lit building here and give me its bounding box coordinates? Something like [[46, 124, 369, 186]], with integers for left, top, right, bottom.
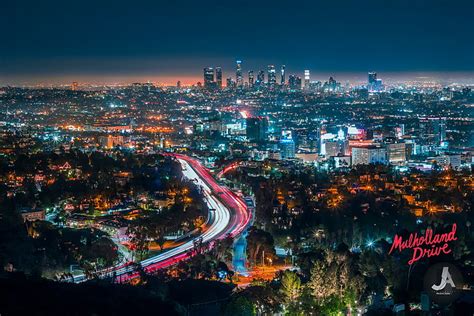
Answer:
[[268, 151, 281, 160], [21, 208, 46, 222], [323, 76, 340, 92], [368, 72, 377, 88], [203, 67, 215, 89], [387, 143, 406, 164], [215, 67, 222, 88], [99, 135, 125, 148], [71, 81, 78, 91], [368, 72, 383, 92], [325, 139, 348, 157], [280, 130, 296, 159], [325, 141, 340, 157], [352, 146, 387, 165], [280, 139, 296, 159], [256, 70, 265, 86], [248, 70, 254, 88], [419, 117, 447, 146], [246, 117, 268, 142], [236, 60, 243, 87], [267, 65, 276, 87], [226, 77, 236, 89], [280, 65, 286, 85], [435, 154, 462, 169], [295, 152, 318, 162], [304, 70, 310, 89], [333, 156, 351, 168], [288, 75, 302, 90]]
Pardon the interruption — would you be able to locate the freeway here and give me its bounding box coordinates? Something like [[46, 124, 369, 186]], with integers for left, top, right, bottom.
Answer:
[[73, 154, 251, 283]]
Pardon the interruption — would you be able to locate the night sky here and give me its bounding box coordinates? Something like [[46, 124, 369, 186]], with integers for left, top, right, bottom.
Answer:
[[2, 0, 473, 84]]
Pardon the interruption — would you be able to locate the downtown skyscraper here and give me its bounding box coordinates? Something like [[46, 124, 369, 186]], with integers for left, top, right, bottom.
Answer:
[[215, 67, 222, 88], [267, 65, 276, 88], [256, 70, 265, 86], [203, 67, 215, 89], [280, 65, 286, 85], [304, 69, 310, 89], [236, 60, 243, 88], [248, 70, 254, 88]]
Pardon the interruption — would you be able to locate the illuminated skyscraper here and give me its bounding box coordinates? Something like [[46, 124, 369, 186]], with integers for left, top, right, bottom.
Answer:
[[280, 65, 286, 85], [267, 65, 276, 87], [288, 75, 302, 90], [215, 67, 222, 88], [256, 70, 265, 86], [71, 82, 78, 91], [246, 117, 268, 142], [304, 70, 310, 89], [368, 72, 377, 86], [280, 139, 296, 159], [203, 67, 215, 89], [226, 77, 236, 89], [236, 60, 243, 87], [367, 72, 383, 92], [248, 70, 254, 87]]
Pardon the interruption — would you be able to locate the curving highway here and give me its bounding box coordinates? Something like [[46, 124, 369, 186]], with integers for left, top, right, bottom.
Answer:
[[73, 154, 251, 283]]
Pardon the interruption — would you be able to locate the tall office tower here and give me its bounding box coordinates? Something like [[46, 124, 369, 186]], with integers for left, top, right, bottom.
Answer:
[[304, 70, 310, 88], [236, 60, 243, 87], [295, 76, 302, 89], [215, 67, 222, 88], [176, 80, 181, 88], [368, 72, 377, 91], [226, 77, 236, 89], [248, 70, 255, 88], [246, 117, 268, 142], [279, 130, 296, 159], [256, 70, 265, 86], [375, 78, 383, 91], [324, 76, 339, 91], [267, 65, 276, 87], [203, 67, 215, 89], [280, 65, 286, 85], [71, 82, 78, 91], [288, 75, 296, 89], [280, 139, 296, 159], [288, 75, 302, 90]]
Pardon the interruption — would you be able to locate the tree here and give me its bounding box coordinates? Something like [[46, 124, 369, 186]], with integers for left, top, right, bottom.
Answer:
[[213, 236, 234, 263], [246, 227, 275, 266], [127, 223, 150, 261], [309, 249, 366, 313], [222, 296, 255, 316], [280, 270, 301, 303]]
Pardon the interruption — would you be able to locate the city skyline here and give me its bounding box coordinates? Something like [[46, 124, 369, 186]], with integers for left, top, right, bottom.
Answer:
[[1, 1, 473, 315], [3, 67, 474, 87], [2, 0, 473, 85]]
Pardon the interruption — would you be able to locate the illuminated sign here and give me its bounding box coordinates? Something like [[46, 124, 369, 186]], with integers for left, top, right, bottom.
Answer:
[[388, 224, 457, 265]]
